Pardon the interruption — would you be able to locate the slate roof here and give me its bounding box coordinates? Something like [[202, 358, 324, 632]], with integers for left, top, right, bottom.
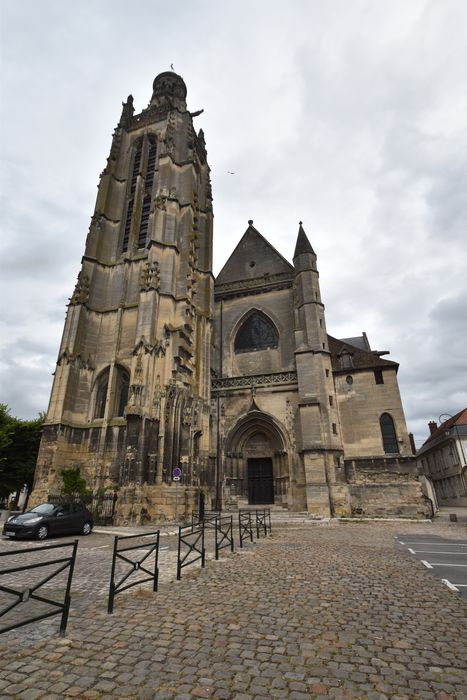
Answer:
[[422, 408, 467, 446], [340, 333, 371, 352], [327, 335, 399, 372]]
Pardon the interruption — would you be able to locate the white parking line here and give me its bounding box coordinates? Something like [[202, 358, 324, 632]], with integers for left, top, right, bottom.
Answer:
[[421, 560, 433, 568], [427, 563, 467, 568], [400, 542, 467, 546], [411, 550, 467, 555], [408, 548, 415, 554], [441, 579, 459, 592]]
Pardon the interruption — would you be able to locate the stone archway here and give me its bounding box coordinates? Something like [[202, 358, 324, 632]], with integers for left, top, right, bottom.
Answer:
[[223, 409, 291, 507]]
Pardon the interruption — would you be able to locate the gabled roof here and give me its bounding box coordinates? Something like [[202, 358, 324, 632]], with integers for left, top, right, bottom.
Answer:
[[422, 408, 467, 446], [328, 334, 399, 372], [215, 221, 293, 286]]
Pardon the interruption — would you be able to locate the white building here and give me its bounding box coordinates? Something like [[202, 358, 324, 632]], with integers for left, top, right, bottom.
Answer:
[[417, 409, 467, 504]]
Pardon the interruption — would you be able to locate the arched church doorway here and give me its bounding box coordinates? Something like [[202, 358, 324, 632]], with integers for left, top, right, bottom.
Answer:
[[245, 432, 274, 504], [223, 410, 291, 507]]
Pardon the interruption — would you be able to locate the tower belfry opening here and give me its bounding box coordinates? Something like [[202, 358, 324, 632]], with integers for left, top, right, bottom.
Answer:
[[32, 72, 430, 523]]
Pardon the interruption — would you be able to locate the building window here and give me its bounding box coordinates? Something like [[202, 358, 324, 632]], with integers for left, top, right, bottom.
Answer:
[[374, 369, 384, 384], [130, 138, 142, 194], [346, 375, 353, 385], [94, 370, 110, 419], [338, 350, 353, 369], [115, 367, 130, 417], [380, 413, 399, 453], [146, 139, 157, 191], [121, 138, 143, 253], [332, 423, 338, 435], [234, 312, 278, 353], [325, 368, 330, 377], [138, 193, 151, 248], [329, 395, 333, 406], [121, 198, 134, 253]]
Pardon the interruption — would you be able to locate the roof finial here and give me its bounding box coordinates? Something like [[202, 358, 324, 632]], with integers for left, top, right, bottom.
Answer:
[[299, 220, 303, 226], [248, 219, 253, 226]]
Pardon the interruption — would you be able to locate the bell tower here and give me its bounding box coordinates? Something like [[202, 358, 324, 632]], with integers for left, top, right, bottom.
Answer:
[[33, 72, 213, 519]]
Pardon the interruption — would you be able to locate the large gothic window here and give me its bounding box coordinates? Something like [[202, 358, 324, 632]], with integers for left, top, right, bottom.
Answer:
[[115, 367, 130, 417], [121, 138, 143, 253], [94, 369, 110, 419], [380, 413, 399, 454], [234, 312, 278, 353]]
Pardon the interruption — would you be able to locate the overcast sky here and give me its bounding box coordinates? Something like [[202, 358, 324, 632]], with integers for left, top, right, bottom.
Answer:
[[1, 0, 466, 447]]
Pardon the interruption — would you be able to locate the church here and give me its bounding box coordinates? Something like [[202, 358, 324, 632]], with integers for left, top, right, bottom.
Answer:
[[32, 71, 429, 521]]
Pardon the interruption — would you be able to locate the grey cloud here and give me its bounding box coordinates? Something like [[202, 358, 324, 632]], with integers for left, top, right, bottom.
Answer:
[[1, 0, 467, 435]]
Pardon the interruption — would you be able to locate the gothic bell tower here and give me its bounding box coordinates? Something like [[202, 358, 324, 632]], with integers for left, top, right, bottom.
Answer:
[[33, 72, 213, 520]]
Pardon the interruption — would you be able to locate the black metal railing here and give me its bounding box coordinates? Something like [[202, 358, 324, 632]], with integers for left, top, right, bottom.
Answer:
[[0, 540, 78, 636], [92, 492, 117, 525], [191, 510, 220, 531], [177, 522, 205, 580], [253, 508, 272, 538], [215, 515, 234, 560], [238, 510, 254, 548], [107, 531, 160, 614]]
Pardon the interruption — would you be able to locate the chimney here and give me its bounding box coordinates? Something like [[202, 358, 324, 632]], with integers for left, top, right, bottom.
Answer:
[[408, 432, 416, 454], [428, 421, 438, 435]]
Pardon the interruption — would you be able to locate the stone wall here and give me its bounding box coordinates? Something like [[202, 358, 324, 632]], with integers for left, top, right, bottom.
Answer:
[[345, 456, 431, 518], [113, 483, 200, 525]]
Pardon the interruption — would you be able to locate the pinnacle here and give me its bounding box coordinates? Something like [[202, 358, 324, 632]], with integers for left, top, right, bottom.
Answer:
[[293, 221, 315, 258]]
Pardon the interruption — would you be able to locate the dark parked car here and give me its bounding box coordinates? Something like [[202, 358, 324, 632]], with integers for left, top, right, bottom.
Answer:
[[2, 502, 93, 540]]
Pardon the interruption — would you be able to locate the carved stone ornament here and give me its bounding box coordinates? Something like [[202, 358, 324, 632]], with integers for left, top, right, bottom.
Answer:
[[134, 354, 144, 382], [57, 349, 95, 370], [212, 371, 298, 390], [133, 337, 166, 357], [182, 404, 192, 426], [155, 193, 167, 211], [69, 271, 90, 305], [141, 261, 160, 291]]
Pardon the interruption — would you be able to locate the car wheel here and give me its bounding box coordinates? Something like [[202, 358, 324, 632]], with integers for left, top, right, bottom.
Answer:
[[36, 524, 48, 540], [81, 521, 92, 536]]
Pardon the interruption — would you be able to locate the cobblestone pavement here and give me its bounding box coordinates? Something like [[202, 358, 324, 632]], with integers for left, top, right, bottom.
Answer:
[[0, 519, 466, 699]]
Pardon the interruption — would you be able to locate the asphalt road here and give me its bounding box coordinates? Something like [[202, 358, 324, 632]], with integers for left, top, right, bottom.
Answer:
[[396, 533, 467, 597]]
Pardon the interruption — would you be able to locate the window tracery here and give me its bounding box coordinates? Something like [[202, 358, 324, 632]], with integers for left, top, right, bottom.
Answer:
[[234, 312, 278, 353]]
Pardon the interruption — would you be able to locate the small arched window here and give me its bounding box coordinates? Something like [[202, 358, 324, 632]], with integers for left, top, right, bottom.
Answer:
[[115, 367, 130, 417], [234, 312, 278, 353], [380, 413, 399, 454], [94, 369, 110, 419]]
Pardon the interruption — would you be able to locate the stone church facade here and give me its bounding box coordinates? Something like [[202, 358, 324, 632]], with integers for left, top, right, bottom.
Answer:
[[32, 71, 429, 521]]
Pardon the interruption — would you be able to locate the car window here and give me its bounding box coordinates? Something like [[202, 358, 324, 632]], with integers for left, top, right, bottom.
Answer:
[[56, 504, 72, 515], [30, 503, 55, 514]]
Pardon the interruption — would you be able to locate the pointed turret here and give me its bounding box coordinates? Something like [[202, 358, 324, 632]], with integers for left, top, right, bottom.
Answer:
[[293, 221, 315, 259], [293, 221, 317, 275]]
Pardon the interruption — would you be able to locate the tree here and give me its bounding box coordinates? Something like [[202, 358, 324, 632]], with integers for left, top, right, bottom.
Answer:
[[0, 405, 45, 504], [60, 468, 92, 503]]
